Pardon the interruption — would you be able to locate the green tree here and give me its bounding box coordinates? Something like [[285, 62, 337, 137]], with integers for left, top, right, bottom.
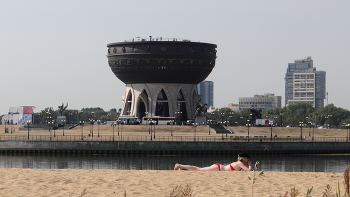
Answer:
[[314, 104, 350, 128], [283, 103, 315, 126]]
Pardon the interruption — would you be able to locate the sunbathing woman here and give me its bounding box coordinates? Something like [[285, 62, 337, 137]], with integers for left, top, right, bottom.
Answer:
[[174, 152, 252, 171]]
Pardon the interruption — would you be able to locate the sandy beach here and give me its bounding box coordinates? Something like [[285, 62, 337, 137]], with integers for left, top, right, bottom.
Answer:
[[0, 126, 348, 196], [0, 169, 346, 197]]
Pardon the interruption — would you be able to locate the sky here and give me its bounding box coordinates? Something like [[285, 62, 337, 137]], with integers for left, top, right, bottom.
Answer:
[[1, 0, 350, 115]]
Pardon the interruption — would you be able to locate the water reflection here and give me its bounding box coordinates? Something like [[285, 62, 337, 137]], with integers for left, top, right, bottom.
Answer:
[[0, 154, 349, 172]]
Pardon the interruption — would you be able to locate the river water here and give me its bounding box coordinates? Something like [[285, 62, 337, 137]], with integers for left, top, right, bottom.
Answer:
[[0, 153, 349, 172]]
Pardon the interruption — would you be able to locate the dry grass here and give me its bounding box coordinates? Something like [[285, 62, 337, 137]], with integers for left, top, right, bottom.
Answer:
[[167, 184, 194, 197], [322, 184, 334, 197], [79, 188, 87, 197], [277, 166, 350, 197], [344, 166, 350, 197]]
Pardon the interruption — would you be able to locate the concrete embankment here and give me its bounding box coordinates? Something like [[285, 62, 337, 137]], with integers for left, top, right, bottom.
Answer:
[[0, 140, 349, 154]]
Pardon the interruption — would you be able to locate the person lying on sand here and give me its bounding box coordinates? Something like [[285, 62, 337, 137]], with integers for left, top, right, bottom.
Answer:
[[174, 152, 252, 171]]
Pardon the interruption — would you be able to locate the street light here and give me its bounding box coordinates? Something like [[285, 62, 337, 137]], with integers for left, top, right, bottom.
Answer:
[[144, 112, 148, 124], [80, 121, 84, 140], [193, 123, 198, 141], [221, 121, 225, 140], [246, 120, 250, 142], [27, 120, 31, 140], [149, 119, 153, 140], [90, 112, 95, 137], [152, 120, 156, 139], [208, 120, 211, 135], [299, 121, 304, 141], [175, 111, 182, 125], [226, 121, 229, 137], [269, 121, 273, 141], [170, 119, 174, 136], [97, 120, 100, 137], [61, 119, 66, 136], [308, 121, 312, 136], [54, 122, 56, 137], [4, 118, 7, 133], [220, 113, 225, 125], [112, 122, 115, 141], [117, 120, 120, 136]]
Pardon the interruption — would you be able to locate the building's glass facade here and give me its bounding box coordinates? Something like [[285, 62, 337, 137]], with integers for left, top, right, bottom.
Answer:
[[197, 81, 214, 107]]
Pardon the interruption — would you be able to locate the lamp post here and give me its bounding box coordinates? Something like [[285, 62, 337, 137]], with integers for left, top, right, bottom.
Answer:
[[299, 121, 303, 141], [170, 119, 174, 136], [326, 115, 332, 128], [80, 121, 84, 140], [175, 111, 182, 125], [117, 120, 120, 136], [97, 120, 100, 137], [54, 122, 56, 137], [220, 121, 224, 140], [247, 120, 250, 142], [279, 113, 283, 127], [61, 119, 66, 136], [220, 113, 225, 125], [90, 112, 94, 137], [270, 121, 273, 141], [112, 122, 115, 141], [193, 123, 197, 141], [308, 121, 312, 136], [144, 112, 148, 125], [152, 120, 156, 139], [27, 120, 31, 140], [226, 121, 229, 137], [208, 120, 211, 135], [149, 120, 153, 141], [46, 111, 52, 132], [49, 121, 53, 140], [4, 118, 7, 133]]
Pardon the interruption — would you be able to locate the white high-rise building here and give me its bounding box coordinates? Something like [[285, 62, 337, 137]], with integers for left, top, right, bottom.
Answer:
[[285, 57, 326, 109]]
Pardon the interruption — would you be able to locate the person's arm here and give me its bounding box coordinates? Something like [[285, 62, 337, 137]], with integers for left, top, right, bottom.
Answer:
[[239, 161, 252, 171]]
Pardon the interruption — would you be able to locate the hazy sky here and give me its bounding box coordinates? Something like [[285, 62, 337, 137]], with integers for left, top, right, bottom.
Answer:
[[1, 1, 349, 115]]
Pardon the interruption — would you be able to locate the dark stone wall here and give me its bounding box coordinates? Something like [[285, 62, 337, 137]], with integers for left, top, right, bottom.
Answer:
[[1, 141, 350, 155]]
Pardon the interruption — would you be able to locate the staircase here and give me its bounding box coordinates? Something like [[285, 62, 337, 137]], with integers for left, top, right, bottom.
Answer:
[[209, 125, 232, 134]]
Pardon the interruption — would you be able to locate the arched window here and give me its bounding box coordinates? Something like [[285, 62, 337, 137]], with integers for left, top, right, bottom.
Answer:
[[155, 89, 169, 117], [176, 90, 187, 122], [123, 90, 132, 115]]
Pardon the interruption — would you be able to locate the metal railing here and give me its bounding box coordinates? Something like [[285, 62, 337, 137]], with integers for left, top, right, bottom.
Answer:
[[0, 135, 349, 142]]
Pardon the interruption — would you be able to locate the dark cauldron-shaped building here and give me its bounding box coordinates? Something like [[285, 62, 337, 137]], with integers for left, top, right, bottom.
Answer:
[[107, 37, 217, 124]]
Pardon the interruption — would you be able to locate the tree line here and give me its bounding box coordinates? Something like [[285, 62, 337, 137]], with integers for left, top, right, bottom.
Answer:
[[205, 103, 350, 128], [33, 107, 121, 125], [2, 103, 349, 128]]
